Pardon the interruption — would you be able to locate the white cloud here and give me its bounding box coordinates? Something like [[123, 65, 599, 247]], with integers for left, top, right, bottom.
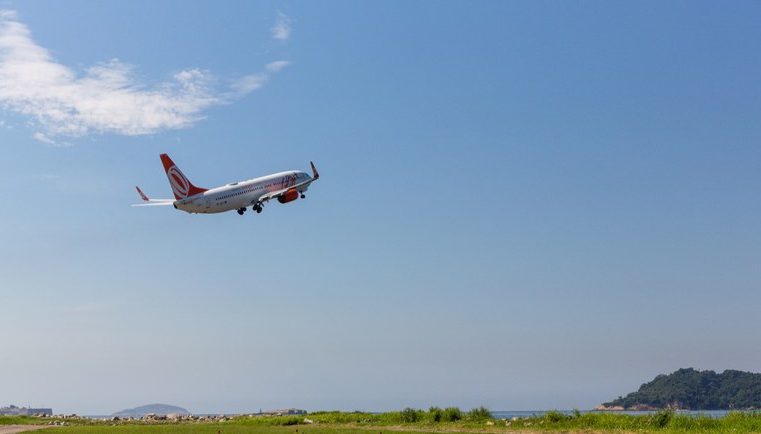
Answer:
[[231, 61, 290, 96], [32, 131, 55, 144], [36, 173, 61, 181], [271, 12, 292, 41], [231, 73, 268, 95], [266, 60, 290, 72], [32, 132, 73, 147], [0, 10, 289, 141]]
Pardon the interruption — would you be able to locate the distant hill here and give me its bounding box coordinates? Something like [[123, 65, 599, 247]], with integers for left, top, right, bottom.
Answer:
[[602, 368, 761, 410], [112, 404, 190, 417]]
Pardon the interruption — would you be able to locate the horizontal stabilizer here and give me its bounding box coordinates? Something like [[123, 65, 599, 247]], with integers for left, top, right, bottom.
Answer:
[[131, 201, 174, 207], [133, 185, 174, 207]]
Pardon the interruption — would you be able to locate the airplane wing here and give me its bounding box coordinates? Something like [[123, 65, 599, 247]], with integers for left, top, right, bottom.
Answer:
[[132, 186, 175, 207], [257, 180, 311, 204], [256, 162, 320, 205]]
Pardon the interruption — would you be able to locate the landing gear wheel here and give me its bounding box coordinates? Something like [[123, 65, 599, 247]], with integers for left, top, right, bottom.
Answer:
[[256, 208, 262, 214], [300, 194, 306, 199], [237, 208, 245, 215]]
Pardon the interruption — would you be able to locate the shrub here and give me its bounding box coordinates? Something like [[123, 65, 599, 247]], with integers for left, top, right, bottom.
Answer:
[[543, 410, 568, 423], [400, 408, 422, 423], [280, 417, 301, 426], [428, 407, 443, 422], [466, 407, 492, 421], [442, 407, 462, 422], [650, 409, 673, 428]]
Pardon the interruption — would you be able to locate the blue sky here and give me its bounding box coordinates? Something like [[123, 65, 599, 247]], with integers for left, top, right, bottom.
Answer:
[[1, 0, 760, 414]]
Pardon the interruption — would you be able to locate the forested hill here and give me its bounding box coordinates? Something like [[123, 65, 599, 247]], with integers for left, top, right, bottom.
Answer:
[[602, 368, 761, 410]]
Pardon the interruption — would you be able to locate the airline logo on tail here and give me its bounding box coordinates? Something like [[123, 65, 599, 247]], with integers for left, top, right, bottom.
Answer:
[[160, 153, 207, 199], [167, 166, 190, 198]]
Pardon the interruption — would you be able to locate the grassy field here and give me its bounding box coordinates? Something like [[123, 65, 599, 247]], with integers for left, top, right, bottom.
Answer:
[[6, 409, 761, 433]]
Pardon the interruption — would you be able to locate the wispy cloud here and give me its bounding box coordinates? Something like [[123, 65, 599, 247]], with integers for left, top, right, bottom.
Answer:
[[32, 132, 55, 145], [32, 131, 73, 147], [266, 60, 290, 72], [271, 11, 292, 41], [0, 10, 289, 142], [231, 73, 268, 95], [231, 61, 290, 96], [36, 173, 61, 181]]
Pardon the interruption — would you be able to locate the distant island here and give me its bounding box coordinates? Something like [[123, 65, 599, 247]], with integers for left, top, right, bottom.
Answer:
[[599, 368, 761, 410], [112, 404, 190, 417]]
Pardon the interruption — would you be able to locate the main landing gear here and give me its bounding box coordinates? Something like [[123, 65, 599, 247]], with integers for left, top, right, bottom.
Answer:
[[237, 205, 263, 216], [300, 194, 306, 199]]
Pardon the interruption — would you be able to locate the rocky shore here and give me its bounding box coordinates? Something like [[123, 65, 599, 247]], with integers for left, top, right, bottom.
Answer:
[[32, 413, 313, 426]]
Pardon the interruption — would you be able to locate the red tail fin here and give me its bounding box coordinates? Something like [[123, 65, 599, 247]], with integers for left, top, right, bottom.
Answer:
[[160, 153, 207, 200]]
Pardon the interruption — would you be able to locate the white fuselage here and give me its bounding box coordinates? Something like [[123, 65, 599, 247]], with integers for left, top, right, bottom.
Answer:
[[175, 170, 311, 214]]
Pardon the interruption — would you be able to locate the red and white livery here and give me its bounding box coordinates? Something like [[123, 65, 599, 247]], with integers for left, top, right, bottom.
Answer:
[[134, 154, 320, 215]]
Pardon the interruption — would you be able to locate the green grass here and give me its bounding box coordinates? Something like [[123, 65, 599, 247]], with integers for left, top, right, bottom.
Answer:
[[496, 410, 761, 432], [32, 426, 447, 434], [10, 409, 761, 433], [0, 415, 44, 425]]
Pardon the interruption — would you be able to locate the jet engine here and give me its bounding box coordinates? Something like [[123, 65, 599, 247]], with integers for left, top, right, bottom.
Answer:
[[277, 188, 299, 204]]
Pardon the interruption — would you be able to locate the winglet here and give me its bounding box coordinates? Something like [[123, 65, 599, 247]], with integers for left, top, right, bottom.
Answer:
[[136, 186, 150, 202], [310, 161, 319, 179]]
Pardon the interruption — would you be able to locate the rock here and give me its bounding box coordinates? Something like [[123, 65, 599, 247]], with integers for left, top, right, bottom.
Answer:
[[304, 418, 314, 424], [630, 404, 657, 411], [594, 405, 624, 411]]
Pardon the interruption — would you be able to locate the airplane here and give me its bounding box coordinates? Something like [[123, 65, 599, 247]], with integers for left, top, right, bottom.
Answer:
[[133, 154, 319, 215]]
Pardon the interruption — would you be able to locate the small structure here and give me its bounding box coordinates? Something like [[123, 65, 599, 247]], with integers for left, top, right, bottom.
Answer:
[[265, 408, 307, 416], [0, 405, 53, 416]]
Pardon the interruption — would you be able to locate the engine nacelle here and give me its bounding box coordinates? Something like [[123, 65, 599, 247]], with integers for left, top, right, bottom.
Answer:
[[277, 188, 299, 204]]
